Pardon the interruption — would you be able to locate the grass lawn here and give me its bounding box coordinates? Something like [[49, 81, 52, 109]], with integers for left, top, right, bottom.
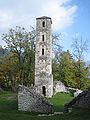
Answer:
[[0, 91, 90, 120], [48, 92, 74, 111]]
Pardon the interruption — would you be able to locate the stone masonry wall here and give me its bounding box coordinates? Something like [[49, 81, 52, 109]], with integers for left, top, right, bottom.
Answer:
[[18, 85, 54, 113], [35, 16, 53, 97], [64, 87, 90, 113], [54, 81, 68, 94]]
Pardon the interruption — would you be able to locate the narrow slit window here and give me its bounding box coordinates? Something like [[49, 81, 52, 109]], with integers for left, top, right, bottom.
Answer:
[[42, 48, 44, 55], [42, 86, 46, 96], [42, 35, 44, 41], [42, 21, 45, 27]]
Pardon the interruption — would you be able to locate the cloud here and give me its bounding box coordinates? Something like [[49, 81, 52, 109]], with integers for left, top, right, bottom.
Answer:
[[0, 10, 13, 29], [0, 0, 78, 32], [41, 0, 78, 31]]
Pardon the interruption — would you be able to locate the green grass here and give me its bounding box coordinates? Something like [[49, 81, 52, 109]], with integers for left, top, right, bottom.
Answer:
[[48, 92, 74, 111], [0, 91, 90, 120]]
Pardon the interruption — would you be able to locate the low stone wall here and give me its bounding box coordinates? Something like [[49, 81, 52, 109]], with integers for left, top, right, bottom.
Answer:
[[54, 81, 69, 94], [18, 85, 54, 113], [64, 87, 90, 113]]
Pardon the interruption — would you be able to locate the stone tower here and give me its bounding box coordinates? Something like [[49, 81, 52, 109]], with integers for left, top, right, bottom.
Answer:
[[35, 16, 53, 97]]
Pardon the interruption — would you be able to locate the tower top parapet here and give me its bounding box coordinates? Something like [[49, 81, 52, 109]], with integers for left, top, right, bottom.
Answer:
[[36, 16, 52, 24]]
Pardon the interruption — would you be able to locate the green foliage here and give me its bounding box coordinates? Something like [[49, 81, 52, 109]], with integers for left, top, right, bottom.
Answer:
[[53, 50, 78, 88], [58, 51, 76, 87], [0, 26, 35, 90], [71, 37, 89, 89], [73, 61, 90, 89], [53, 49, 90, 89]]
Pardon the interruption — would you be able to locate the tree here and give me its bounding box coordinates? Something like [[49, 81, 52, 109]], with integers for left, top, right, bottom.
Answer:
[[52, 34, 77, 87], [52, 33, 63, 59], [53, 36, 90, 89], [71, 37, 88, 89], [53, 48, 77, 87], [58, 50, 78, 87], [1, 26, 63, 90], [74, 61, 90, 89], [52, 33, 63, 81], [0, 52, 18, 90], [2, 26, 36, 88]]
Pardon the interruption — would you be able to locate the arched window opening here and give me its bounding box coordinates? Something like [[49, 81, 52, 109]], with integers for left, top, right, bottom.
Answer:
[[42, 86, 46, 96], [42, 21, 45, 27]]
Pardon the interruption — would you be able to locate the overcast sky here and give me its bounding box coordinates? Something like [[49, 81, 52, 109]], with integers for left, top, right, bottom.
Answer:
[[0, 0, 90, 61]]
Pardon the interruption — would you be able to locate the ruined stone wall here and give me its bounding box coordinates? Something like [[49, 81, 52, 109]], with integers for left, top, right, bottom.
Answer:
[[64, 87, 90, 112], [54, 81, 68, 94], [18, 85, 54, 113]]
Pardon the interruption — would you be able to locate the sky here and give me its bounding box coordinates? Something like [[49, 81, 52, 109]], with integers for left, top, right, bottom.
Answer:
[[0, 0, 90, 61]]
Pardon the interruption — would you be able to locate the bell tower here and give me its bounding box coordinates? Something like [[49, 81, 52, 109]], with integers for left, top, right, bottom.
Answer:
[[35, 16, 53, 97]]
